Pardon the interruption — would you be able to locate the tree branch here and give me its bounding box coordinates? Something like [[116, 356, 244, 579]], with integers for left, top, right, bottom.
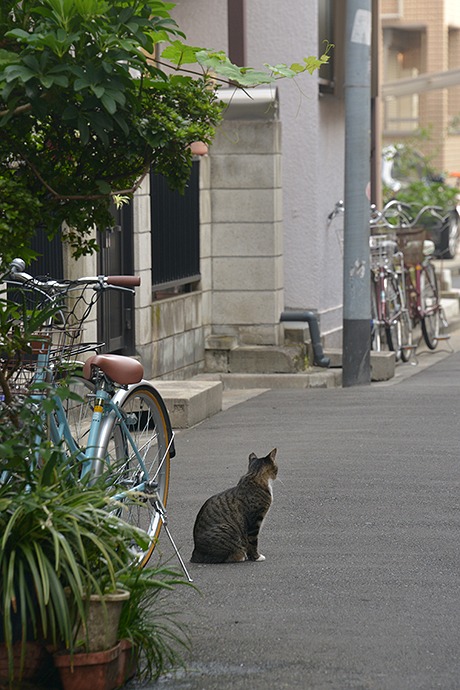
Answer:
[[23, 155, 150, 201], [0, 102, 33, 118]]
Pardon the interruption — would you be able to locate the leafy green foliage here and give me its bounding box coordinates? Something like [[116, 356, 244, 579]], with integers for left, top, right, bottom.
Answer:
[[386, 180, 457, 218], [0, 0, 222, 260], [0, 1, 330, 262], [162, 41, 332, 86], [117, 565, 193, 681], [382, 143, 457, 229], [0, 451, 147, 666]]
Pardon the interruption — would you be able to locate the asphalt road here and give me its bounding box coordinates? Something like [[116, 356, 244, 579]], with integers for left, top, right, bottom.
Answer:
[[132, 345, 460, 690]]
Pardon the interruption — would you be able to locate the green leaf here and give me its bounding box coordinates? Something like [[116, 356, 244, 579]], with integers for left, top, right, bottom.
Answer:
[[96, 179, 112, 194], [161, 40, 201, 66], [4, 64, 36, 84], [91, 84, 105, 98], [40, 76, 54, 88], [100, 93, 117, 114], [4, 28, 32, 42], [264, 63, 297, 79], [196, 51, 273, 86]]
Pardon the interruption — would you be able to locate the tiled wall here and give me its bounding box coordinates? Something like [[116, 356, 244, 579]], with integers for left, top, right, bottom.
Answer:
[[135, 159, 212, 381], [207, 117, 284, 346]]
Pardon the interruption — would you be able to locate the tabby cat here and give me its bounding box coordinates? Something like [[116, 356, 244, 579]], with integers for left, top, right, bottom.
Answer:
[[191, 448, 278, 564]]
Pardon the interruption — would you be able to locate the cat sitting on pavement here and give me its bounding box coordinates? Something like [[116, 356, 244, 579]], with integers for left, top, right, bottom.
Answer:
[[191, 448, 278, 564]]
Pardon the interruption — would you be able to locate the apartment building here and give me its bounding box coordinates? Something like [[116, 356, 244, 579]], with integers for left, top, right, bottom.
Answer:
[[382, 0, 460, 174]]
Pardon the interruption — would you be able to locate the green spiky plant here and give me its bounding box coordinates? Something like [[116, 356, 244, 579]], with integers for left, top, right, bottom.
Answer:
[[0, 382, 192, 686], [0, 442, 143, 680], [117, 565, 194, 682]]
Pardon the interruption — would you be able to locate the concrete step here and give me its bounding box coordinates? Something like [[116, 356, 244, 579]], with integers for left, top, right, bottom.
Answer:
[[441, 296, 460, 321], [206, 343, 307, 375], [149, 380, 223, 429], [323, 350, 396, 381], [195, 370, 343, 389]]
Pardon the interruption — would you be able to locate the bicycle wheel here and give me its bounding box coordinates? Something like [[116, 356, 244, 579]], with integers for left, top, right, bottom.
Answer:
[[65, 379, 172, 567], [371, 277, 383, 352], [420, 263, 441, 350], [399, 307, 414, 363], [385, 274, 413, 362], [108, 384, 172, 566], [384, 273, 401, 361]]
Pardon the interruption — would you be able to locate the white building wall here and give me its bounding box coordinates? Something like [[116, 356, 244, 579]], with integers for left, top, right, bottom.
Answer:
[[171, 0, 345, 346], [246, 1, 345, 343]]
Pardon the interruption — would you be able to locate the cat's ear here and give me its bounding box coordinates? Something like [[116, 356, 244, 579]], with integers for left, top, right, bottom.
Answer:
[[269, 448, 277, 461], [248, 452, 257, 461]]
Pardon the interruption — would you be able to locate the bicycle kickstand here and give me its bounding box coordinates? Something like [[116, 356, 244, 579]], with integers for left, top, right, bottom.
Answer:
[[152, 495, 193, 582]]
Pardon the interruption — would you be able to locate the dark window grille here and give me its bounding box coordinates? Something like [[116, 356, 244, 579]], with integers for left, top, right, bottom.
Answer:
[[150, 160, 200, 293], [29, 228, 64, 279]]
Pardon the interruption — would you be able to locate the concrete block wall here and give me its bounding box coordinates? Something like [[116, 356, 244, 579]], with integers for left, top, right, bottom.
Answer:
[[133, 174, 155, 377], [150, 291, 205, 380], [144, 156, 212, 380], [64, 236, 98, 351], [208, 116, 284, 346]]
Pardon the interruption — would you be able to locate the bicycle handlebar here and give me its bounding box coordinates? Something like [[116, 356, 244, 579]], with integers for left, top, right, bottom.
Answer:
[[7, 259, 141, 292], [106, 275, 141, 288], [328, 200, 445, 229], [375, 202, 444, 229]]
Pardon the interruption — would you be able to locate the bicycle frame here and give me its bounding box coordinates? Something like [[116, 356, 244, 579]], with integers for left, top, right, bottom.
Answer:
[[372, 264, 403, 328], [404, 259, 439, 323], [1, 262, 191, 577], [44, 380, 173, 496]]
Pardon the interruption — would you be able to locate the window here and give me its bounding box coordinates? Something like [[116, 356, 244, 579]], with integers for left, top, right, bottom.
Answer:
[[150, 161, 201, 299], [318, 0, 344, 96], [383, 27, 422, 134]]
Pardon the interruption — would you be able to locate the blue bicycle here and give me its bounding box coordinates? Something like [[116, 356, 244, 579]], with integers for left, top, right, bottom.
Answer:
[[2, 259, 181, 570]]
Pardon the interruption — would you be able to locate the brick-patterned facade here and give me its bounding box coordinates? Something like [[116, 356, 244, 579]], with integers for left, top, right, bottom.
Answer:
[[382, 0, 460, 176]]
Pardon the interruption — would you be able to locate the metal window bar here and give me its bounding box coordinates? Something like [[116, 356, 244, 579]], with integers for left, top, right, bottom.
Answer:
[[150, 160, 200, 293], [29, 227, 64, 280]]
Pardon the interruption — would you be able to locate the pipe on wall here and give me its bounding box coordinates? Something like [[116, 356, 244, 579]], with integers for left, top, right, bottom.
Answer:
[[280, 311, 331, 368]]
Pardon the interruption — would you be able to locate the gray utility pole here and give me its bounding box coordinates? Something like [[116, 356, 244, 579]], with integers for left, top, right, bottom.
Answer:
[[342, 0, 372, 387]]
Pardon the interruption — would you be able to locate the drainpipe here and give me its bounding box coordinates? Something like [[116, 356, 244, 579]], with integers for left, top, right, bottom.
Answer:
[[280, 311, 330, 368]]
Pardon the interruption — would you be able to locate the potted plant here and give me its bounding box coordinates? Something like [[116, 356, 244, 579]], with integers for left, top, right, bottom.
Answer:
[[116, 565, 193, 685], [0, 417, 149, 688]]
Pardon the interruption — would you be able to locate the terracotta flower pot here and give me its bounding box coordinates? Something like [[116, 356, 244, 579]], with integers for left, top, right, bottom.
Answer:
[[0, 640, 49, 685], [116, 638, 137, 686], [53, 642, 121, 690]]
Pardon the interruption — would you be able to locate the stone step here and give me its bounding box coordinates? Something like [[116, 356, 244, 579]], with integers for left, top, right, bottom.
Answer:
[[322, 350, 395, 381], [206, 343, 308, 375], [149, 380, 223, 429], [441, 296, 460, 321], [195, 370, 342, 389]]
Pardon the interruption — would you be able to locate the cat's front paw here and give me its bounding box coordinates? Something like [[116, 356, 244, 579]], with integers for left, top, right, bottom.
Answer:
[[255, 554, 265, 561]]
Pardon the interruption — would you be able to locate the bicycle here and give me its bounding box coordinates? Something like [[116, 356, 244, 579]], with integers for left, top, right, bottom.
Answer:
[[369, 232, 413, 362], [395, 210, 449, 350], [368, 202, 414, 362], [1, 258, 191, 579], [328, 200, 413, 362]]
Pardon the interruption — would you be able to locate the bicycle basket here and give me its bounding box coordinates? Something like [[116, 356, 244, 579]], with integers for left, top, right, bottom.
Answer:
[[369, 233, 398, 269], [396, 227, 427, 266], [1, 281, 99, 394]]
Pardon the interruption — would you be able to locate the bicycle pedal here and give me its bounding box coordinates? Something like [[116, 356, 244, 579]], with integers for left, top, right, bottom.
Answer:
[[434, 335, 450, 341]]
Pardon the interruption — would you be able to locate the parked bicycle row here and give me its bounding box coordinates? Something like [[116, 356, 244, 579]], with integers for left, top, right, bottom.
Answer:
[[328, 200, 449, 362], [369, 201, 449, 363]]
